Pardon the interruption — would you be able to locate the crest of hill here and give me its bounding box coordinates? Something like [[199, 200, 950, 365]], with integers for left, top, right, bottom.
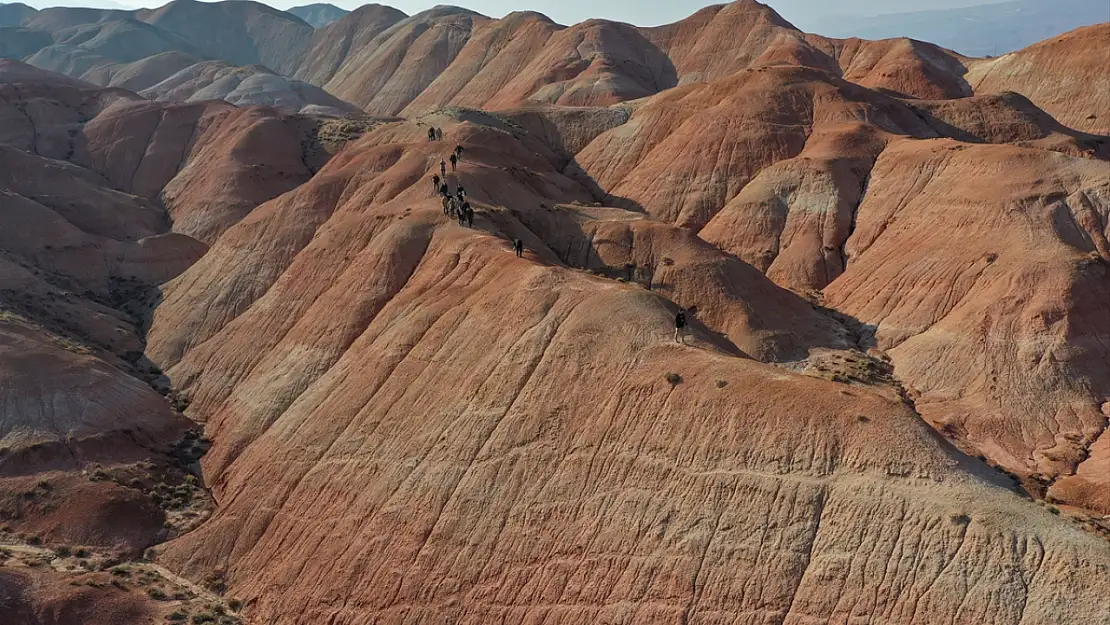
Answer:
[[293, 3, 408, 86], [0, 2, 36, 27], [965, 23, 1110, 135], [79, 49, 201, 91], [287, 2, 349, 28], [134, 0, 314, 75], [142, 59, 362, 116]]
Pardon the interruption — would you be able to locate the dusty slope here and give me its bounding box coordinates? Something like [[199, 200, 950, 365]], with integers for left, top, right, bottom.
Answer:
[[79, 50, 202, 92], [78, 95, 362, 244], [821, 140, 1110, 513], [21, 18, 206, 86], [293, 3, 407, 86], [135, 0, 314, 76], [141, 60, 362, 116], [698, 92, 1108, 294], [322, 7, 487, 114], [139, 114, 1110, 624], [966, 23, 1110, 135], [0, 60, 140, 160], [0, 75, 205, 556], [571, 65, 934, 231]]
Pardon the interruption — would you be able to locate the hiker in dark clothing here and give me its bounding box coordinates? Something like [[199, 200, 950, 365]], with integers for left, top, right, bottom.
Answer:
[[435, 128, 443, 141], [463, 202, 473, 227], [513, 239, 524, 257], [431, 174, 441, 194], [442, 195, 452, 216], [428, 127, 435, 141], [454, 145, 464, 160], [456, 184, 466, 199], [674, 309, 687, 344], [440, 160, 446, 177], [439, 182, 449, 197], [449, 153, 458, 171], [457, 204, 466, 225]]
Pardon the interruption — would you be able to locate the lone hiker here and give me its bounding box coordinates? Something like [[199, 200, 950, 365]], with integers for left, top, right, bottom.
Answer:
[[431, 174, 441, 194], [449, 152, 458, 171], [454, 145, 464, 160], [513, 238, 524, 258], [674, 309, 687, 344], [440, 159, 446, 177]]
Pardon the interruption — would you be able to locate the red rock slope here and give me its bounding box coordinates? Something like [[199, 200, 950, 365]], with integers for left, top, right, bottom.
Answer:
[[966, 23, 1110, 135], [140, 113, 1110, 624]]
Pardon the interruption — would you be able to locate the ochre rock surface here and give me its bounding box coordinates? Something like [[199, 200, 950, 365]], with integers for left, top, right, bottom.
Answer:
[[293, 3, 408, 86], [134, 114, 1110, 624], [966, 23, 1110, 135], [823, 140, 1110, 512], [3, 6, 1110, 624]]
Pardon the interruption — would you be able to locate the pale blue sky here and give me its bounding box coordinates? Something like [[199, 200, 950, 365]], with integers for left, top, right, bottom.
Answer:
[[19, 0, 1015, 29]]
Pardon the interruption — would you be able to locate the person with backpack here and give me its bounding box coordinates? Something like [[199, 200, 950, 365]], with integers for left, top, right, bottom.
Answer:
[[431, 174, 441, 195], [674, 309, 687, 343]]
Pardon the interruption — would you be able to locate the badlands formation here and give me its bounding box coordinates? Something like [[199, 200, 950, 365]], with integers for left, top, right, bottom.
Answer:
[[0, 1, 1108, 624]]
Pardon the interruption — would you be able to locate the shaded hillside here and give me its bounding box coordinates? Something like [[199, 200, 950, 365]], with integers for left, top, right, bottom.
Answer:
[[288, 2, 349, 28], [0, 2, 36, 27], [293, 3, 407, 86], [134, 0, 314, 76], [141, 60, 362, 117]]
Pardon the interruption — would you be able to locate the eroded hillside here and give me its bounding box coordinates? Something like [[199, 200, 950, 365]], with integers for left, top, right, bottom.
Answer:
[[0, 2, 1108, 624]]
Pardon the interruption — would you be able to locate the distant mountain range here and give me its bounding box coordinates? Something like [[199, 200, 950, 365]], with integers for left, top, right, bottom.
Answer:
[[816, 0, 1109, 57]]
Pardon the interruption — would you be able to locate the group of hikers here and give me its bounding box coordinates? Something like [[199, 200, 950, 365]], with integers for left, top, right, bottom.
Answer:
[[432, 144, 474, 227], [426, 131, 690, 343]]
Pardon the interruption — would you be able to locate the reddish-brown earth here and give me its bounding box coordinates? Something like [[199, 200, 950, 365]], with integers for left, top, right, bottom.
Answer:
[[1, 2, 1109, 623], [965, 23, 1110, 135]]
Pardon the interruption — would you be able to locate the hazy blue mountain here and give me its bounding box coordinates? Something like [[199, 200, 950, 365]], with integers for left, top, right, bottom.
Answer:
[[816, 0, 1109, 57], [288, 3, 348, 28], [0, 2, 37, 27]]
